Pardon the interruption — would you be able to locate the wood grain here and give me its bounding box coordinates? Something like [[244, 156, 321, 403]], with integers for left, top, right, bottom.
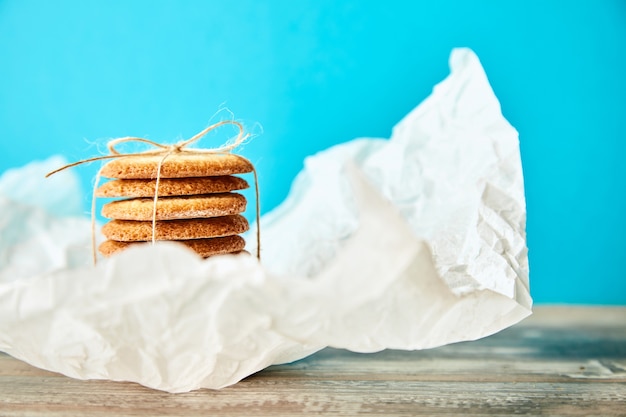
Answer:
[[1, 306, 625, 416]]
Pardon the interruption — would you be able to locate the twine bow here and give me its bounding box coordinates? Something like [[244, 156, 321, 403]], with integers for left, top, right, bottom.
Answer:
[[46, 120, 260, 264]]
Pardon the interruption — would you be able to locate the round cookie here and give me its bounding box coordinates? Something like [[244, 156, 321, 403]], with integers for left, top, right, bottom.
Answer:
[[102, 215, 249, 241], [96, 176, 249, 198], [99, 235, 247, 258], [100, 153, 254, 179], [102, 193, 247, 221]]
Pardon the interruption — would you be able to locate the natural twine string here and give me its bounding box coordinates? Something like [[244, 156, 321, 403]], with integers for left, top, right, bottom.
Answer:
[[46, 120, 261, 265]]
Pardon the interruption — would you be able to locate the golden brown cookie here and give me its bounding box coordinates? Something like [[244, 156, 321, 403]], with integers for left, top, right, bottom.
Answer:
[[101, 193, 247, 220], [101, 215, 249, 241], [100, 153, 254, 179], [99, 235, 247, 258], [95, 176, 249, 198]]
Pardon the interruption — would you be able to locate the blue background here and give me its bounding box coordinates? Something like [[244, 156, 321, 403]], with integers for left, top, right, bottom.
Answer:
[[0, 1, 624, 304]]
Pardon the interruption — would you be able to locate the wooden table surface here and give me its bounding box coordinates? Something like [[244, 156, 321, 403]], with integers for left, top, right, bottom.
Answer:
[[1, 306, 625, 416]]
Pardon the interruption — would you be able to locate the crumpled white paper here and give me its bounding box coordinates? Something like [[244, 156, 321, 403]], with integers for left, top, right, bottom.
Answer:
[[0, 48, 531, 392]]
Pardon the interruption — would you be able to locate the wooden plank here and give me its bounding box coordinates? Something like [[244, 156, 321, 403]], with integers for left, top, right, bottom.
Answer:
[[0, 306, 625, 416], [1, 379, 626, 417]]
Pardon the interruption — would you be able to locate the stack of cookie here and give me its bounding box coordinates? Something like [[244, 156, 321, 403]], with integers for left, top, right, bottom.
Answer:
[[96, 153, 254, 258]]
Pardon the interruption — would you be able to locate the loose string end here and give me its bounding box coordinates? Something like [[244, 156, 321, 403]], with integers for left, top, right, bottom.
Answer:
[[91, 169, 103, 266], [45, 154, 122, 178], [252, 166, 261, 261]]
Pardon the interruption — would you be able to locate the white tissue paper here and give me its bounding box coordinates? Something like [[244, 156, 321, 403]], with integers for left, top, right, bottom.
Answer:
[[0, 48, 531, 392]]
